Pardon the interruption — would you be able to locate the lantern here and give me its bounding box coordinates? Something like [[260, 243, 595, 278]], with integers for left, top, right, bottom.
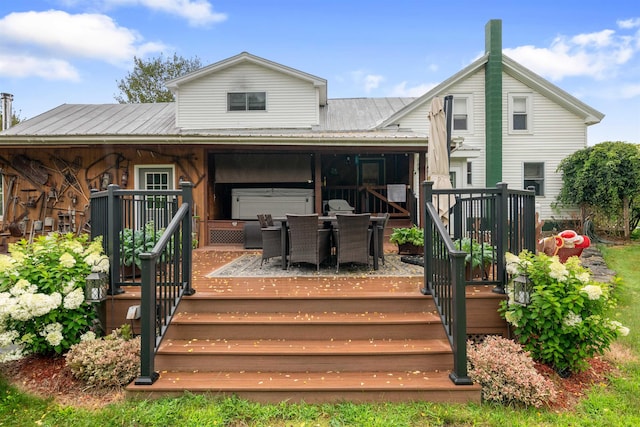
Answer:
[[85, 271, 109, 303], [513, 274, 532, 306]]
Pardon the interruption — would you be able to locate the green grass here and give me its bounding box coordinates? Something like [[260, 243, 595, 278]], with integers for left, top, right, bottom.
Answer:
[[2, 243, 640, 426]]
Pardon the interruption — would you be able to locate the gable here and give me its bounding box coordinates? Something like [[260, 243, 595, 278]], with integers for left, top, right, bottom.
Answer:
[[173, 61, 322, 130]]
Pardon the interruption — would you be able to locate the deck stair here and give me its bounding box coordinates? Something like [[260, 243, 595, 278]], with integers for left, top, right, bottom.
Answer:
[[125, 278, 481, 403]]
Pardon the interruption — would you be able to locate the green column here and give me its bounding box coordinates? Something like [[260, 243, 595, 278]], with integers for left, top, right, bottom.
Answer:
[[485, 19, 503, 186]]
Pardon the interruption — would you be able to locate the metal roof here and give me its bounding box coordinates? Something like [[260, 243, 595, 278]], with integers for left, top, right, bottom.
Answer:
[[0, 97, 421, 140]]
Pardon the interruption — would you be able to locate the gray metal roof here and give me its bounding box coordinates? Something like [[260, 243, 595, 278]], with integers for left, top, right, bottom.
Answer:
[[0, 97, 418, 139]]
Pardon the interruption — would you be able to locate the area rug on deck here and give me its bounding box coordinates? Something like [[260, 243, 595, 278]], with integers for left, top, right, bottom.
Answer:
[[206, 253, 423, 277]]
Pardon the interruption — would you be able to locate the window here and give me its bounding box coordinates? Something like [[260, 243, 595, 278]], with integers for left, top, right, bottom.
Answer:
[[452, 97, 468, 131], [227, 92, 266, 111], [509, 94, 532, 132], [524, 162, 544, 196], [466, 161, 472, 185]]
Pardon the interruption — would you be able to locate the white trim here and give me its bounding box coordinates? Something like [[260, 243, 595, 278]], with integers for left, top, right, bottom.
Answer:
[[133, 164, 176, 190], [508, 92, 534, 134]]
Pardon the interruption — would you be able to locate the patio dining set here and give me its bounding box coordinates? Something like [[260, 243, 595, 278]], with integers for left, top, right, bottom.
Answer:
[[257, 211, 390, 273]]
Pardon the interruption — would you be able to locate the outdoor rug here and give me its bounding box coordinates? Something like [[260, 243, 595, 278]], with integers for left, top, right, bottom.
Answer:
[[206, 253, 423, 278]]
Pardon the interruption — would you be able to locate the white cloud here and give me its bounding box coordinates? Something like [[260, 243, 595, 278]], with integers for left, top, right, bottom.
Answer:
[[618, 18, 640, 29], [0, 10, 166, 79], [0, 54, 80, 81], [504, 26, 640, 82], [389, 82, 434, 98], [104, 0, 227, 27], [349, 70, 384, 93]]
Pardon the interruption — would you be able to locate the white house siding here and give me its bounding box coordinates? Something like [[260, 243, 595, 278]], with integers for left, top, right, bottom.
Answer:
[[175, 62, 319, 129], [501, 74, 586, 220], [446, 71, 487, 189]]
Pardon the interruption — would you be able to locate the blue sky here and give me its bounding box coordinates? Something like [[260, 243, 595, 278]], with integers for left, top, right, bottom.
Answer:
[[0, 0, 638, 145]]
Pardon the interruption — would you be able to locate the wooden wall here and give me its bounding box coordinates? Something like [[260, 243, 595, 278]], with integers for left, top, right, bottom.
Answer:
[[0, 146, 208, 247]]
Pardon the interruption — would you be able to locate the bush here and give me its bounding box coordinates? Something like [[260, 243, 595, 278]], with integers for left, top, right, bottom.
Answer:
[[65, 325, 140, 387], [0, 234, 109, 361], [467, 336, 557, 408], [500, 250, 629, 374]]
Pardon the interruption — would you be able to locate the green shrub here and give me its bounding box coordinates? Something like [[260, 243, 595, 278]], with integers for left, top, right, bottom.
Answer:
[[500, 250, 629, 375], [65, 325, 140, 387], [0, 234, 109, 361], [467, 336, 557, 407], [389, 226, 424, 246]]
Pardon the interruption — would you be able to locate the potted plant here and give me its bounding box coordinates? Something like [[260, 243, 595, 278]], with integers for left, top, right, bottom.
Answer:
[[120, 221, 165, 276], [389, 226, 424, 255], [453, 237, 495, 279]]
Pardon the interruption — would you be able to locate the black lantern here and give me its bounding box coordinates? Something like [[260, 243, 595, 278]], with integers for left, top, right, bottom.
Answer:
[[85, 271, 108, 303], [513, 275, 532, 306]]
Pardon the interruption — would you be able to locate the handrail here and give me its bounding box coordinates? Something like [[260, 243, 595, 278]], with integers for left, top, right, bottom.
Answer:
[[134, 184, 195, 385], [422, 181, 472, 385]]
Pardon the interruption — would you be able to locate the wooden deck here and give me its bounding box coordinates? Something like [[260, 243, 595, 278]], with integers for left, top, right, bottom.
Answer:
[[119, 246, 507, 404]]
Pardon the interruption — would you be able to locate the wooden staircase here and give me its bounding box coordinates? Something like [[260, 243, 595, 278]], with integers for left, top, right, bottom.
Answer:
[[125, 278, 481, 403]]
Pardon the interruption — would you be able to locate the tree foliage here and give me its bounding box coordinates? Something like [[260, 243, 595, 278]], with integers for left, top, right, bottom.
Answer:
[[556, 141, 640, 231], [115, 53, 202, 103]]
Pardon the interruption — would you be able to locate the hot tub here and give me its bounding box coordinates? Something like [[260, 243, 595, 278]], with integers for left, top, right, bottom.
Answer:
[[231, 188, 315, 220]]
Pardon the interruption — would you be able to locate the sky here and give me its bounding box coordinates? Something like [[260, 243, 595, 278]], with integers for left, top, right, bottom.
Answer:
[[0, 0, 638, 145]]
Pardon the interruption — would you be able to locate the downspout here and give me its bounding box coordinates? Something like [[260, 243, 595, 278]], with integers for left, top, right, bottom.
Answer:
[[485, 20, 503, 186]]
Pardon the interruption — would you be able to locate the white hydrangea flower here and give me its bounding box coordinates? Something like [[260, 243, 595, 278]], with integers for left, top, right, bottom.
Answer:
[[576, 272, 591, 284], [40, 322, 63, 347], [581, 284, 603, 300], [0, 254, 16, 273], [609, 320, 630, 337], [10, 279, 36, 297], [504, 310, 520, 327], [64, 240, 84, 254], [549, 261, 569, 282], [85, 253, 110, 273], [59, 252, 76, 268], [62, 280, 76, 295], [11, 292, 62, 321], [0, 330, 19, 347], [63, 287, 84, 310], [0, 347, 24, 363], [80, 331, 96, 341], [562, 311, 582, 328]]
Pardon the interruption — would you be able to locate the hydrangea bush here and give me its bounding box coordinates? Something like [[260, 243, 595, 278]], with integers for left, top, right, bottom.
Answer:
[[467, 336, 557, 407], [0, 233, 109, 362], [499, 250, 629, 375]]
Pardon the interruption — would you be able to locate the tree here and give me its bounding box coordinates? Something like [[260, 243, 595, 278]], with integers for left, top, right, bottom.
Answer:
[[115, 53, 202, 103], [556, 141, 640, 238]]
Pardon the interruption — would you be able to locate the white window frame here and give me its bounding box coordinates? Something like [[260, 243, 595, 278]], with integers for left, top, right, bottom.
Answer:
[[508, 93, 533, 134], [134, 164, 176, 228], [523, 162, 544, 196], [450, 94, 473, 134], [227, 91, 267, 111]]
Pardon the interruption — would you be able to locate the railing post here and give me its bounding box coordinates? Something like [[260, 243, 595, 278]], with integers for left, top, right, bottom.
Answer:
[[524, 187, 537, 252], [107, 184, 124, 295], [180, 181, 195, 296], [449, 252, 473, 385], [494, 182, 509, 294], [134, 253, 159, 385], [422, 181, 433, 295]]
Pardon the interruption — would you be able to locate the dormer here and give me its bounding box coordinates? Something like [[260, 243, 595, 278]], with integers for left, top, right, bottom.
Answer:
[[165, 52, 327, 130]]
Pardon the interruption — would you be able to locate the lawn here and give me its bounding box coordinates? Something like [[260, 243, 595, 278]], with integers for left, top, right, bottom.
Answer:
[[1, 243, 639, 426]]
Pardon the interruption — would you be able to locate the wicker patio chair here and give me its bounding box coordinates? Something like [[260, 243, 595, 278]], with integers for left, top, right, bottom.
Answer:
[[370, 212, 390, 265], [257, 214, 283, 266], [334, 213, 371, 273], [286, 214, 331, 272]]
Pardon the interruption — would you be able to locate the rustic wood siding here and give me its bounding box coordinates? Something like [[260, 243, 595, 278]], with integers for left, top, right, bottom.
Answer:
[[176, 63, 319, 129]]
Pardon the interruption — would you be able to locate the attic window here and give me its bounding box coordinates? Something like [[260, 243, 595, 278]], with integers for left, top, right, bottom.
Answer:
[[228, 92, 266, 111]]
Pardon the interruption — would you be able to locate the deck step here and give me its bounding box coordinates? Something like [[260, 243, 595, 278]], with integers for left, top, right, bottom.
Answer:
[[165, 311, 443, 340], [126, 370, 481, 404], [155, 338, 453, 372]]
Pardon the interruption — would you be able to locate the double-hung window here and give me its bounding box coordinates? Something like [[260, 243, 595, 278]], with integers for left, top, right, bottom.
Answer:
[[524, 162, 544, 196], [451, 95, 472, 132], [509, 93, 532, 133], [227, 92, 266, 111]]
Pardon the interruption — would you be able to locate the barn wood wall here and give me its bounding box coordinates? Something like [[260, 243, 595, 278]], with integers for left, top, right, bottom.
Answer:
[[0, 146, 207, 246]]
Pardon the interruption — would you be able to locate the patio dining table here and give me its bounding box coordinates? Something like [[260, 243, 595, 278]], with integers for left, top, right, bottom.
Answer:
[[275, 215, 387, 271]]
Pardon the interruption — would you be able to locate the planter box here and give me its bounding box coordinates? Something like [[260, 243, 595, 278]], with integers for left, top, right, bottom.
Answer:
[[397, 243, 423, 255]]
